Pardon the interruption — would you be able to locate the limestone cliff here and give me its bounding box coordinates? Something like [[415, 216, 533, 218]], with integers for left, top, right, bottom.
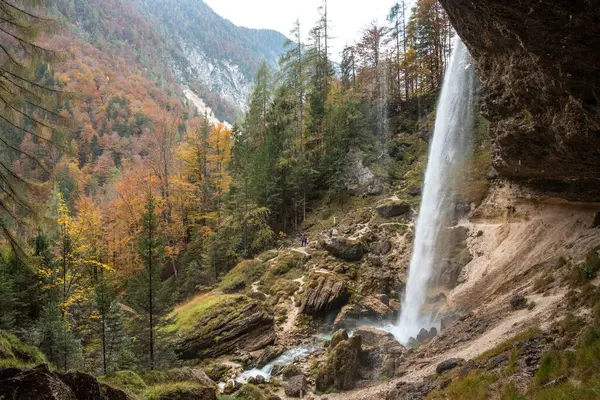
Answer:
[[440, 0, 600, 200]]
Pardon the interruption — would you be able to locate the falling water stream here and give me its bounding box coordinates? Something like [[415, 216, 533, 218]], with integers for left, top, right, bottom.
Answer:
[[392, 38, 476, 344]]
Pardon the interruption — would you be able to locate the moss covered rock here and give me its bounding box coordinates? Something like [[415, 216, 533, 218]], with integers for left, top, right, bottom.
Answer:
[[299, 273, 349, 316], [316, 333, 362, 392], [171, 293, 275, 359]]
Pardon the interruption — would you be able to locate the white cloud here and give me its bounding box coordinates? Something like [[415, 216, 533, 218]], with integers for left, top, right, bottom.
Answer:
[[204, 0, 414, 61]]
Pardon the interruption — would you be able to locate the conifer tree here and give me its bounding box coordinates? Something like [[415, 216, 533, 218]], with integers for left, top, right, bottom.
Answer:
[[127, 189, 166, 370]]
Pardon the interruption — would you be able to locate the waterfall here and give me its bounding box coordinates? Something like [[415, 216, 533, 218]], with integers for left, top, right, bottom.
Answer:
[[394, 38, 476, 343]]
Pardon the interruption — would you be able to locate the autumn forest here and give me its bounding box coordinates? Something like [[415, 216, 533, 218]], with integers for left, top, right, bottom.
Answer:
[[0, 0, 455, 385]]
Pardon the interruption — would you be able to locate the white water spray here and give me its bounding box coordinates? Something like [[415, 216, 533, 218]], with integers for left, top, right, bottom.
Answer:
[[393, 38, 476, 343]]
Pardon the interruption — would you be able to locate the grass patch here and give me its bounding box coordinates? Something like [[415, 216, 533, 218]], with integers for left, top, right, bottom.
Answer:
[[532, 378, 600, 400], [143, 381, 205, 400], [233, 384, 267, 399], [100, 370, 148, 396], [219, 260, 266, 293], [0, 330, 46, 368], [165, 292, 243, 334], [500, 383, 526, 400], [569, 247, 600, 286], [427, 372, 496, 400], [475, 327, 541, 363], [534, 351, 574, 387]]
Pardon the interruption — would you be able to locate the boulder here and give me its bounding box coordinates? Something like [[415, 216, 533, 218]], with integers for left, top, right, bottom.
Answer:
[[0, 365, 132, 400], [510, 294, 528, 310], [354, 327, 406, 380], [0, 365, 75, 400], [299, 274, 349, 316], [429, 327, 438, 338], [284, 375, 306, 397], [333, 297, 394, 331], [370, 240, 392, 256], [255, 346, 285, 368], [100, 383, 132, 400], [353, 327, 396, 348], [57, 371, 105, 400], [436, 358, 463, 374], [281, 364, 302, 380], [376, 200, 411, 218], [323, 238, 364, 262], [330, 329, 349, 349], [175, 295, 275, 359], [416, 328, 430, 343], [316, 335, 362, 392]]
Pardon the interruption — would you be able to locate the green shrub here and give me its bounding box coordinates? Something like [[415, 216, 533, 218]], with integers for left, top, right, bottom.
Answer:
[[233, 384, 266, 400], [144, 381, 205, 400], [499, 383, 526, 400], [576, 326, 600, 381], [0, 331, 45, 368], [535, 351, 573, 386], [476, 328, 540, 363], [100, 370, 147, 396], [427, 372, 496, 400], [533, 379, 600, 400]]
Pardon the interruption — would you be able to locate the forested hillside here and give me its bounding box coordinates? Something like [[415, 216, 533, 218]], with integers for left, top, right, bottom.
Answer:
[[0, 0, 456, 379]]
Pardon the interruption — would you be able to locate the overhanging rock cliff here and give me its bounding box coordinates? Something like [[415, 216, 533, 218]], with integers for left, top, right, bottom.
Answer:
[[440, 0, 600, 200]]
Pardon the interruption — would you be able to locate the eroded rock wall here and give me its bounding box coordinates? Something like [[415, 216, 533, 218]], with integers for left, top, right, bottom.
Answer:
[[440, 0, 600, 199]]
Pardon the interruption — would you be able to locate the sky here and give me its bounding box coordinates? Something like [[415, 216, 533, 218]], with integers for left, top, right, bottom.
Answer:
[[204, 0, 413, 61]]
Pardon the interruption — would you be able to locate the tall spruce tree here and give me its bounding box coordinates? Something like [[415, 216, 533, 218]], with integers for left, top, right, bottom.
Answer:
[[127, 189, 165, 370]]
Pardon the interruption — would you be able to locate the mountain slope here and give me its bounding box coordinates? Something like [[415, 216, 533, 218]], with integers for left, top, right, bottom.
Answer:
[[139, 0, 287, 119], [55, 0, 287, 122]]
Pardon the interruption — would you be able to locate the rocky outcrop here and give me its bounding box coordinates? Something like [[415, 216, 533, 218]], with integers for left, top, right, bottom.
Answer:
[[0, 364, 130, 400], [299, 273, 349, 316], [255, 346, 285, 368], [440, 0, 600, 199], [283, 375, 306, 398], [355, 327, 406, 380], [376, 200, 411, 218], [323, 238, 364, 261], [436, 358, 463, 374], [315, 330, 361, 392], [333, 296, 395, 330], [175, 295, 275, 359]]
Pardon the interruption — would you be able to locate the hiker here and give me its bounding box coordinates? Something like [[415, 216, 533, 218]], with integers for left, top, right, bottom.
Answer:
[[300, 234, 306, 247]]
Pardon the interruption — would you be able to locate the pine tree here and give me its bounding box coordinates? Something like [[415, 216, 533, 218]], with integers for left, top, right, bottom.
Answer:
[[127, 189, 165, 370]]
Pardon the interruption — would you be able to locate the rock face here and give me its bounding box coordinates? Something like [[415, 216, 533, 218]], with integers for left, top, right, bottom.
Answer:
[[283, 375, 306, 398], [316, 330, 362, 392], [436, 358, 463, 374], [57, 371, 105, 400], [323, 238, 364, 261], [0, 364, 130, 400], [355, 327, 406, 380], [333, 296, 394, 331], [175, 296, 275, 359], [440, 0, 600, 199], [300, 274, 349, 316], [376, 200, 411, 218]]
